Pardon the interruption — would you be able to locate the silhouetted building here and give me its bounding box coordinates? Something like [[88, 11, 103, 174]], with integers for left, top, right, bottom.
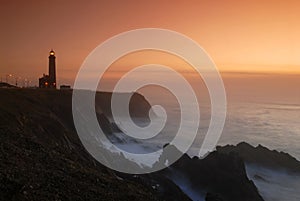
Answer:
[[0, 82, 17, 88], [39, 49, 56, 88], [60, 85, 71, 90]]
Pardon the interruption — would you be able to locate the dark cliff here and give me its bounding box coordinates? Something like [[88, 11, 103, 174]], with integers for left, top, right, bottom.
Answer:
[[0, 89, 161, 201], [151, 145, 264, 201], [217, 142, 300, 173]]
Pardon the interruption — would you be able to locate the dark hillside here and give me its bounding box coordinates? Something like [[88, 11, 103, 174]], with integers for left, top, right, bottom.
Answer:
[[0, 89, 159, 201]]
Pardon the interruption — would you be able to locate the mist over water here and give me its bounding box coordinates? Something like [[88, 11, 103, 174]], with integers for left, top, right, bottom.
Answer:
[[246, 164, 300, 201], [220, 102, 300, 159], [130, 73, 300, 160], [143, 94, 300, 160]]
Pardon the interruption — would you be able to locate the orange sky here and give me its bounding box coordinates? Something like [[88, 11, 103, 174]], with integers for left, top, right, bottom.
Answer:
[[1, 0, 300, 86]]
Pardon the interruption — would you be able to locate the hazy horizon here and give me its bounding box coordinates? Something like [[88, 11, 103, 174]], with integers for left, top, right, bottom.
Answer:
[[1, 0, 300, 87]]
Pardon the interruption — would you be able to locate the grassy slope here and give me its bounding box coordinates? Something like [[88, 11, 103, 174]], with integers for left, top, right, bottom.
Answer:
[[0, 89, 158, 201]]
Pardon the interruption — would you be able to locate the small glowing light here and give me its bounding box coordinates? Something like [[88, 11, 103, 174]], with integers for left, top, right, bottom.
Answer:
[[50, 49, 55, 55], [45, 82, 48, 85]]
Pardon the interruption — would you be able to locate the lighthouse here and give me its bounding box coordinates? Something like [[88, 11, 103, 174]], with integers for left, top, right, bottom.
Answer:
[[39, 49, 57, 89], [48, 49, 56, 88]]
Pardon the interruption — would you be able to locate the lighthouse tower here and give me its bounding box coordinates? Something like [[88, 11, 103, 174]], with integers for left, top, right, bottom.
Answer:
[[48, 49, 56, 88], [39, 49, 57, 89]]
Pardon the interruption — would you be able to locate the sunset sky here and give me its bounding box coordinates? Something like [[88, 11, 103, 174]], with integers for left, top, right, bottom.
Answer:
[[1, 0, 300, 86]]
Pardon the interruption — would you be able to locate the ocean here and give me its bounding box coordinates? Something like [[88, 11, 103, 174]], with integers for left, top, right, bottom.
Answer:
[[123, 73, 300, 160]]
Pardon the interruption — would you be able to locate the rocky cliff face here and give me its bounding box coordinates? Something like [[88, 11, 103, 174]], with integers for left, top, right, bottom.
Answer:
[[217, 142, 300, 173], [150, 145, 264, 201], [95, 91, 152, 119]]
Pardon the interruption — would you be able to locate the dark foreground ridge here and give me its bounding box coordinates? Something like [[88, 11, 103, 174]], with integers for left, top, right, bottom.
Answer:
[[1, 89, 299, 201], [0, 89, 161, 201]]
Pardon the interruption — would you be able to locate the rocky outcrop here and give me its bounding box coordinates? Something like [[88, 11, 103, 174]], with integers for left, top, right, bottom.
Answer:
[[154, 145, 264, 201], [95, 91, 152, 119], [217, 142, 300, 173]]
